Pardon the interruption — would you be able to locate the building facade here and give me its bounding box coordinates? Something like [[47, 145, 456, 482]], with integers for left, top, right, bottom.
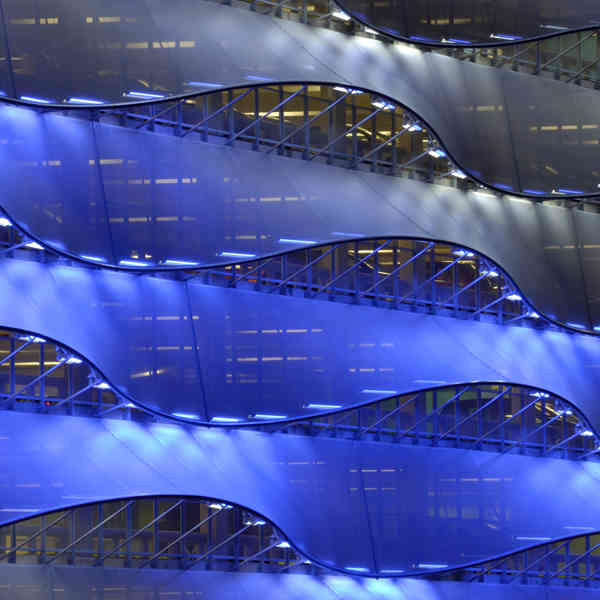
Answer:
[[0, 0, 598, 597]]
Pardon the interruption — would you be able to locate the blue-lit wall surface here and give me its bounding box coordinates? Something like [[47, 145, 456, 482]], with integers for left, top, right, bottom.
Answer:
[[333, 0, 600, 45], [0, 104, 597, 327], [1, 258, 600, 423], [0, 1, 599, 196], [3, 411, 600, 574], [0, 567, 598, 600]]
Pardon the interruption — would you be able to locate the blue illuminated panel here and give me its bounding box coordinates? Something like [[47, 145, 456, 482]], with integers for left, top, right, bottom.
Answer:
[[1, 411, 600, 575]]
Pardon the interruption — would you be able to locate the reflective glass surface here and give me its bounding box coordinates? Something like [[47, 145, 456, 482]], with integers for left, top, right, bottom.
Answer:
[[1, 411, 600, 575], [0, 2, 598, 197], [0, 100, 596, 328], [335, 0, 600, 45], [0, 257, 598, 425]]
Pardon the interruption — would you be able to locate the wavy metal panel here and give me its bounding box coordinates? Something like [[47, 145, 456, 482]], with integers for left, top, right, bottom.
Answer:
[[0, 105, 593, 327], [0, 1, 599, 195], [1, 411, 600, 573], [335, 0, 600, 44], [0, 258, 598, 423]]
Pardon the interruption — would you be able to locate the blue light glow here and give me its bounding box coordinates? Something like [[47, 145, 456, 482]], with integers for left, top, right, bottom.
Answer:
[[566, 322, 586, 329], [331, 231, 364, 237], [0, 217, 11, 228], [172, 412, 200, 420], [17, 335, 46, 344], [211, 416, 243, 423], [523, 188, 546, 195], [278, 238, 317, 245], [163, 259, 200, 266], [418, 563, 448, 569], [80, 254, 106, 262], [410, 35, 436, 42], [253, 413, 288, 419], [594, 326, 600, 332], [379, 569, 405, 574], [506, 293, 522, 302], [494, 183, 514, 191], [346, 567, 370, 572], [515, 536, 552, 542], [361, 389, 398, 394], [445, 38, 472, 44], [68, 97, 104, 105], [119, 259, 151, 267], [276, 541, 291, 548], [491, 33, 523, 40], [186, 81, 224, 88], [220, 251, 256, 259], [558, 188, 585, 195], [20, 95, 51, 104], [306, 403, 342, 410], [246, 75, 273, 81], [126, 91, 165, 99]]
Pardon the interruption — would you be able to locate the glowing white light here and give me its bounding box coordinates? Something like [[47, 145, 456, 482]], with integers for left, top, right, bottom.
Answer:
[[253, 413, 288, 420], [25, 241, 44, 250], [453, 249, 475, 258], [332, 86, 362, 95], [172, 412, 200, 420], [119, 259, 151, 267], [211, 416, 242, 423], [372, 98, 396, 111], [331, 9, 351, 21], [68, 97, 104, 105], [427, 149, 446, 158], [163, 259, 199, 267]]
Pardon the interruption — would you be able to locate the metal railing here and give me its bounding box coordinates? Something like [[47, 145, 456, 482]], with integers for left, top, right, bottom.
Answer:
[[213, 0, 600, 90], [0, 497, 318, 575], [253, 383, 598, 460], [93, 83, 461, 188], [437, 531, 600, 588], [197, 238, 559, 330]]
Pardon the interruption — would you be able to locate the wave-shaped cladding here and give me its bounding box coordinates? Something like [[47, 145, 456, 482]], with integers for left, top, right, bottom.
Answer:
[[1, 411, 600, 576], [0, 1, 600, 198], [332, 0, 600, 45]]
